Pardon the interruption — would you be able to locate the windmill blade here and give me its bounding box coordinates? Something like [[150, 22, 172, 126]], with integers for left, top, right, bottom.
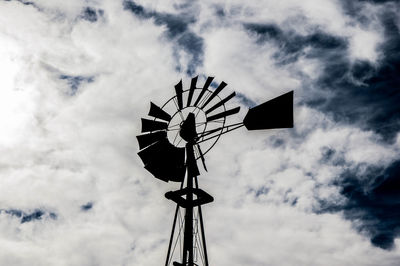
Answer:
[[138, 138, 186, 182], [141, 118, 168, 133], [137, 131, 167, 150], [137, 137, 168, 163], [205, 92, 236, 114], [206, 106, 240, 122], [193, 76, 214, 107], [148, 102, 172, 121], [201, 81, 227, 109], [186, 76, 198, 107], [175, 79, 183, 109], [243, 90, 293, 130], [144, 159, 186, 183]]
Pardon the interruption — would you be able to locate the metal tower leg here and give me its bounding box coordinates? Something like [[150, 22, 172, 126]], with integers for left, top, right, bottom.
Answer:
[[195, 177, 209, 266], [182, 144, 195, 266], [165, 203, 180, 266]]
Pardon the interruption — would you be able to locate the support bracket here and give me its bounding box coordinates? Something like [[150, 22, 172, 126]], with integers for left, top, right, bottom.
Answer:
[[165, 188, 214, 208]]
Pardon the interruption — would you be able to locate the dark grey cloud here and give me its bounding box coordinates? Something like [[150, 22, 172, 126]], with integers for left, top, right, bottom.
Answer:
[[1, 209, 57, 223], [318, 160, 400, 250], [245, 12, 400, 143], [214, 6, 225, 18], [80, 7, 104, 23], [123, 0, 203, 75], [340, 0, 398, 21], [4, 0, 33, 6], [311, 10, 400, 142], [245, 4, 400, 251], [358, 0, 398, 3], [248, 186, 270, 198], [317, 12, 400, 249], [236, 92, 257, 108], [270, 136, 286, 148], [319, 146, 347, 166], [80, 202, 93, 211], [59, 74, 95, 95], [4, 0, 41, 11], [244, 23, 347, 65]]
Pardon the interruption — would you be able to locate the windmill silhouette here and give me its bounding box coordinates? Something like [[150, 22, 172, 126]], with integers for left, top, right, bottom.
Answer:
[[137, 76, 293, 266]]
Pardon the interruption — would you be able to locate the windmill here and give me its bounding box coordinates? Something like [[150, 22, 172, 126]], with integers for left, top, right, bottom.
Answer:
[[136, 76, 293, 266]]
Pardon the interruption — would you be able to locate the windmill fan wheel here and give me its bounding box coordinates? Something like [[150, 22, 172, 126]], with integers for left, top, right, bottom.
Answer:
[[136, 76, 240, 183]]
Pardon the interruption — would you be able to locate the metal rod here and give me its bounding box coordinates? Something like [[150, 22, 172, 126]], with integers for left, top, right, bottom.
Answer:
[[197, 123, 244, 144], [197, 122, 244, 139], [165, 181, 184, 266], [181, 143, 196, 266], [165, 204, 180, 266], [195, 176, 209, 266]]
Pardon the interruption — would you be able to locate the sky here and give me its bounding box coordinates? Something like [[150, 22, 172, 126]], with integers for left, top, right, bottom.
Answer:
[[0, 0, 400, 265]]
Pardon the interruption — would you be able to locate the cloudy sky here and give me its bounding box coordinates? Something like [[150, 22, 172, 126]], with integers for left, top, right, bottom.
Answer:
[[1, 0, 400, 265]]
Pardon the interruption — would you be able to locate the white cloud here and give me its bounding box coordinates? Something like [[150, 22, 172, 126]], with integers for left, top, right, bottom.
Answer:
[[0, 0, 399, 265]]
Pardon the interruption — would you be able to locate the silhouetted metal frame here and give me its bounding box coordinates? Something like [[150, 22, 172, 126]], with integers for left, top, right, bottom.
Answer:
[[140, 78, 294, 266], [144, 78, 241, 266]]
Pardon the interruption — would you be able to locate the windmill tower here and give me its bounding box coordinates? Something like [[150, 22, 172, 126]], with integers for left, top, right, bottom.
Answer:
[[136, 76, 293, 265]]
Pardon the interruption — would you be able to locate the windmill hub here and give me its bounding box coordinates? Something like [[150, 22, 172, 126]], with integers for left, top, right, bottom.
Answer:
[[167, 107, 207, 147], [179, 113, 198, 143]]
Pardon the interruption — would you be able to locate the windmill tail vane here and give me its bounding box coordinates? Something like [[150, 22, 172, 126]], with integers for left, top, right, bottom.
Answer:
[[136, 76, 293, 266]]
